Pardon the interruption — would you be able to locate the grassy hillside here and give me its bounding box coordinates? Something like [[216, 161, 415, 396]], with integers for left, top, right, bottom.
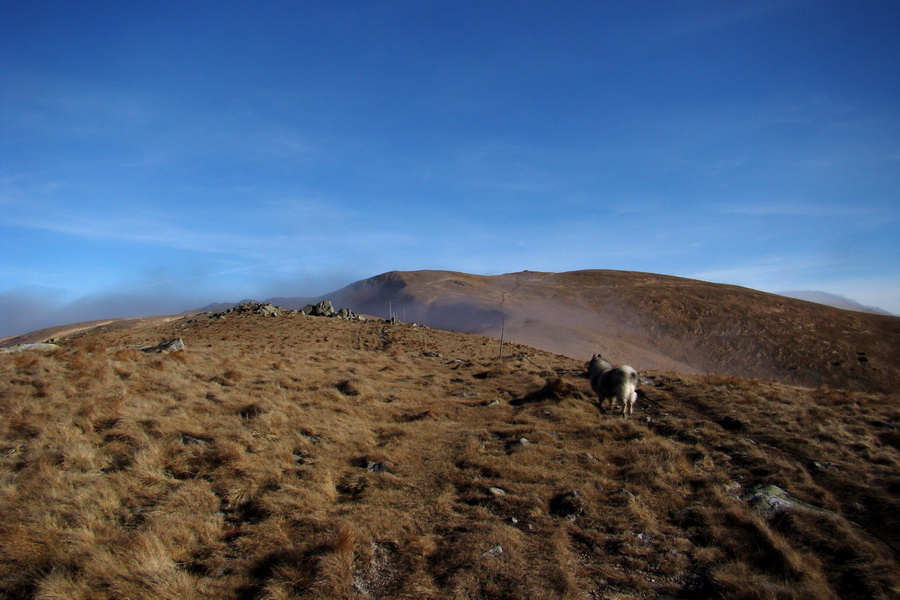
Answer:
[[1, 311, 898, 599], [315, 270, 900, 392]]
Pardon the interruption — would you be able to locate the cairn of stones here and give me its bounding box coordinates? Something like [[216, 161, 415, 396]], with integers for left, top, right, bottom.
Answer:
[[208, 300, 357, 321]]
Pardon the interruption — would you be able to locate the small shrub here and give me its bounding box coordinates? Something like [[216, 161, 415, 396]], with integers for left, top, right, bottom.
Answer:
[[114, 348, 141, 361]]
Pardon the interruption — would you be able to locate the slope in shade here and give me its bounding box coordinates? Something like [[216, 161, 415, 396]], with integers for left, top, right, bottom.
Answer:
[[294, 269, 900, 392]]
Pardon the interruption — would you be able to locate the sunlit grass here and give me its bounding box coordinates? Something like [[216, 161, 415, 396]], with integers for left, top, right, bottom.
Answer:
[[0, 313, 897, 599]]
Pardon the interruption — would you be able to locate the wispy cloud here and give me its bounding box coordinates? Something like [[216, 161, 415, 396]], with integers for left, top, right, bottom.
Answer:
[[1, 199, 417, 259], [126, 261, 302, 289], [713, 201, 871, 218], [5, 212, 259, 256]]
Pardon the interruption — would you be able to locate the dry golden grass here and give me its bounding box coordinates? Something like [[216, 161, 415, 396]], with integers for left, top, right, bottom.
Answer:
[[0, 312, 898, 599]]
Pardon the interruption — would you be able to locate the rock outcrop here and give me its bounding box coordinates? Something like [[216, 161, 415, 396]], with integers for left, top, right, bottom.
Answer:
[[0, 342, 59, 354], [208, 300, 358, 321], [141, 338, 186, 353], [301, 300, 334, 317], [743, 484, 834, 520], [301, 300, 357, 320], [217, 302, 284, 317]]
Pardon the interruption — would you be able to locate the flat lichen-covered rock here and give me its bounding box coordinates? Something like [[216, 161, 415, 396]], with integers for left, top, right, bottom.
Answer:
[[0, 342, 59, 354]]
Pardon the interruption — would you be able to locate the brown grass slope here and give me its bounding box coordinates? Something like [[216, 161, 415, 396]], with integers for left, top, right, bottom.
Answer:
[[321, 270, 900, 392], [0, 314, 190, 348], [1, 311, 898, 599]]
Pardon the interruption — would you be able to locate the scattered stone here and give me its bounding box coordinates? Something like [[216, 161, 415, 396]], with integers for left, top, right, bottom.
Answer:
[[307, 300, 335, 317], [260, 303, 281, 316], [507, 437, 533, 451], [550, 490, 585, 517], [423, 351, 442, 358], [335, 307, 355, 320], [479, 545, 503, 559], [297, 300, 358, 320], [141, 338, 185, 353], [723, 481, 743, 497], [482, 400, 500, 407], [743, 484, 833, 520], [636, 533, 651, 545], [179, 433, 210, 446], [487, 486, 507, 497], [212, 302, 285, 318], [365, 460, 394, 473]]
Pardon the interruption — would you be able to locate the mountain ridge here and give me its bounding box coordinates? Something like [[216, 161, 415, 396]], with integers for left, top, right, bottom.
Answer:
[[247, 269, 900, 392], [6, 269, 898, 393]]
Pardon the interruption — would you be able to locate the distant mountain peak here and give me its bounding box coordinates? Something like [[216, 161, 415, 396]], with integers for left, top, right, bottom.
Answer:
[[778, 291, 892, 315]]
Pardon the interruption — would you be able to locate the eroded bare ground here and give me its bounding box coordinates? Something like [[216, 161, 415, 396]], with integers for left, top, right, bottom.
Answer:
[[1, 313, 898, 599]]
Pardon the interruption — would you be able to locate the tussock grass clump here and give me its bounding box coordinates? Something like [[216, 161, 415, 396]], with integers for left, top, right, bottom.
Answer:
[[0, 315, 897, 599], [335, 379, 373, 398], [114, 347, 142, 361]]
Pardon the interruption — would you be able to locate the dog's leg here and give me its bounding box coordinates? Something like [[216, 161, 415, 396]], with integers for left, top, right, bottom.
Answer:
[[625, 390, 637, 417]]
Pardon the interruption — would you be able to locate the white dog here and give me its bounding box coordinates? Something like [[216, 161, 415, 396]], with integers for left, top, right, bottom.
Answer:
[[588, 354, 639, 417]]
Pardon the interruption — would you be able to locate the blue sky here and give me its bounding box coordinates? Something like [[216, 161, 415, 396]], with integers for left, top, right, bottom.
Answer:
[[2, 1, 899, 336]]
